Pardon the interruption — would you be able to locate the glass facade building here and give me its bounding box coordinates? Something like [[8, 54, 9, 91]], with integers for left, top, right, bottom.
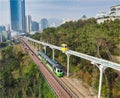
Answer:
[[41, 18, 48, 31], [32, 21, 39, 32], [26, 15, 32, 33], [10, 0, 26, 33]]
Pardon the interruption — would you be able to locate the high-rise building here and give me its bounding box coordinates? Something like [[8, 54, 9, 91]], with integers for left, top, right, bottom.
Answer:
[[0, 25, 6, 32], [21, 0, 26, 33], [10, 0, 26, 33], [0, 33, 2, 42], [32, 21, 39, 32], [2, 31, 9, 41], [5, 24, 10, 32], [26, 15, 32, 33], [41, 18, 48, 31]]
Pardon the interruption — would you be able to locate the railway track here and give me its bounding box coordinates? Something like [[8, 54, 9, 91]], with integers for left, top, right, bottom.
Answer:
[[37, 62, 70, 98], [20, 38, 96, 98], [41, 62, 86, 98], [59, 77, 86, 98], [20, 39, 71, 98]]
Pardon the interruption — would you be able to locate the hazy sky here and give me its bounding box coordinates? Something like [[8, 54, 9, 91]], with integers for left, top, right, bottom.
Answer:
[[0, 0, 119, 25]]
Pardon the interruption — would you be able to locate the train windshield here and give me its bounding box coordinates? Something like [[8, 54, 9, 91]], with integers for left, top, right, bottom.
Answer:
[[60, 69, 63, 72], [57, 69, 63, 73]]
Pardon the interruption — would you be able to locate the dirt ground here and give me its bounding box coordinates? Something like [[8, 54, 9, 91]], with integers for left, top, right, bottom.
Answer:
[[65, 76, 98, 98]]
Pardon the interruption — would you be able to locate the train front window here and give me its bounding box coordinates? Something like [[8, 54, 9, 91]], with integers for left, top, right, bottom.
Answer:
[[57, 69, 63, 73], [60, 69, 63, 72], [57, 69, 59, 72]]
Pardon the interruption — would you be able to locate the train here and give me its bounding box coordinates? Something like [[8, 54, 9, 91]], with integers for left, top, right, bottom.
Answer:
[[37, 51, 64, 77]]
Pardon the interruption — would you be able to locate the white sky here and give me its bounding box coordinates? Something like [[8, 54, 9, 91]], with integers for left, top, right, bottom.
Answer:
[[0, 0, 119, 25]]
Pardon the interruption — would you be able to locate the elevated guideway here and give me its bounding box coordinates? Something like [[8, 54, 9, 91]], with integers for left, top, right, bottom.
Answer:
[[21, 36, 120, 98], [24, 36, 120, 71], [67, 50, 120, 71]]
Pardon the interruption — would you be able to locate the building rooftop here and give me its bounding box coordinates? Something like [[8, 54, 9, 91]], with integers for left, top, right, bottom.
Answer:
[[110, 4, 120, 8]]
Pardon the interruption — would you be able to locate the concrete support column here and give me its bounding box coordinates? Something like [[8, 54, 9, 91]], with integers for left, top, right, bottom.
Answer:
[[38, 44, 41, 51], [32, 41, 34, 46], [28, 40, 30, 44], [44, 46, 47, 54], [98, 65, 106, 98], [91, 62, 107, 98], [66, 53, 70, 77], [35, 43, 37, 48], [52, 48, 55, 60], [37, 43, 39, 50], [33, 42, 35, 47], [30, 41, 32, 45]]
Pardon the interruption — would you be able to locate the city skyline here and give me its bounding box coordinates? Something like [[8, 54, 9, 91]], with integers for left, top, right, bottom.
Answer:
[[0, 0, 119, 25]]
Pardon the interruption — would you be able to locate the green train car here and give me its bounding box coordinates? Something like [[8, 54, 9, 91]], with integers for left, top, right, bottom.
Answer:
[[38, 51, 64, 77]]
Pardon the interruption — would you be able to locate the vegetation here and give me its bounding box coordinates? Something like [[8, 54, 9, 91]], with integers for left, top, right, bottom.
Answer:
[[31, 18, 120, 98], [0, 44, 56, 98]]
